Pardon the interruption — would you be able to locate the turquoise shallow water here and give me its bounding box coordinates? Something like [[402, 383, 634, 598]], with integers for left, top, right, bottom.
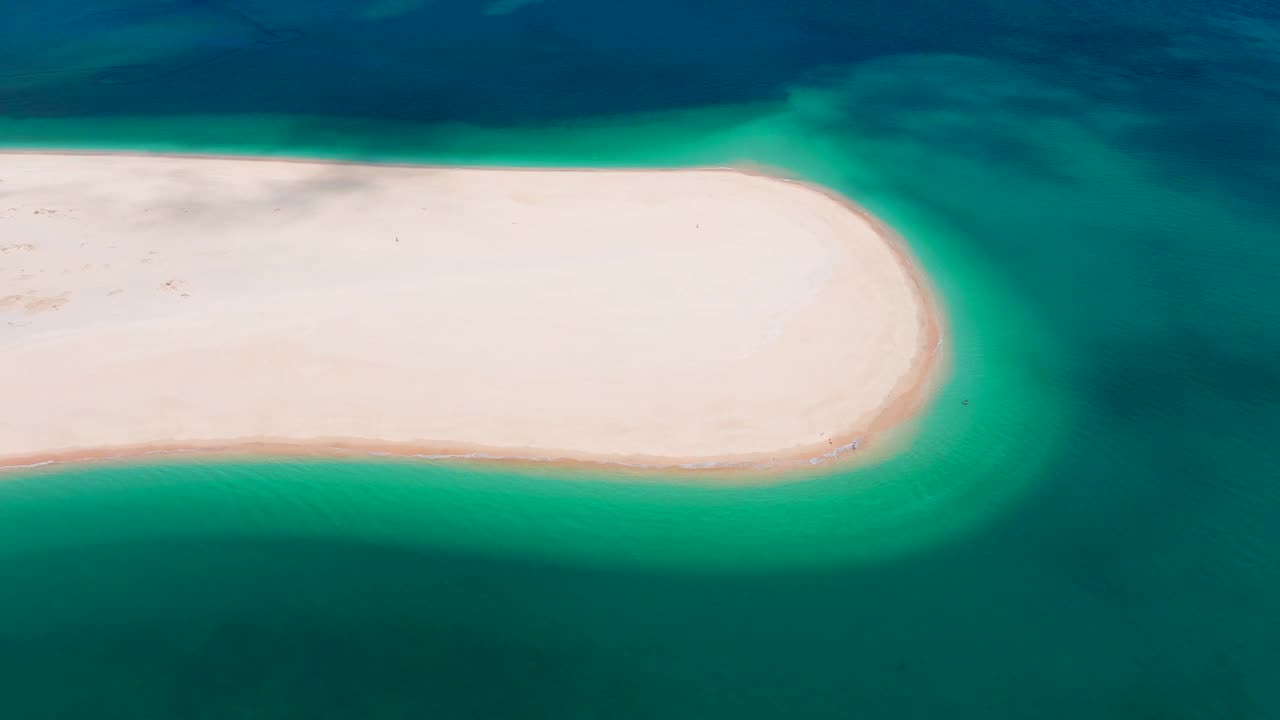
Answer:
[[3, 0, 1280, 717]]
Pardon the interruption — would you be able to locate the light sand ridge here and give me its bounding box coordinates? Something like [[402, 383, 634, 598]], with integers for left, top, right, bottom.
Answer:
[[0, 152, 942, 474]]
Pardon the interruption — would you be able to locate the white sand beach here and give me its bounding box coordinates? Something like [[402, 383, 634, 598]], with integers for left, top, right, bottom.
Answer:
[[0, 152, 940, 471]]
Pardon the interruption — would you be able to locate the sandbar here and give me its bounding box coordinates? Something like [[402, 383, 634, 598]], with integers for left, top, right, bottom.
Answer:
[[0, 152, 941, 473]]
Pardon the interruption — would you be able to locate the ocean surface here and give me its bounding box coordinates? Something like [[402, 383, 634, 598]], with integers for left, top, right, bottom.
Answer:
[[2, 0, 1279, 717]]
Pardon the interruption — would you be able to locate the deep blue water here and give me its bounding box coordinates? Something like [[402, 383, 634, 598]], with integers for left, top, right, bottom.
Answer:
[[2, 0, 1280, 718]]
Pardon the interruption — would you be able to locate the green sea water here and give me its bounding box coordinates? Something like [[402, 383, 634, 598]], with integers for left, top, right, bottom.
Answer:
[[3, 0, 1280, 717]]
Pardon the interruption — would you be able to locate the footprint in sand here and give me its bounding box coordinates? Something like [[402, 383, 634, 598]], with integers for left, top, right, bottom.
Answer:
[[23, 294, 69, 313], [0, 292, 71, 314], [163, 280, 192, 298]]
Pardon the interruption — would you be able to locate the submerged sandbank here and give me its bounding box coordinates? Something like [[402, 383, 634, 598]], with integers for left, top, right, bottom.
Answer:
[[0, 152, 942, 473]]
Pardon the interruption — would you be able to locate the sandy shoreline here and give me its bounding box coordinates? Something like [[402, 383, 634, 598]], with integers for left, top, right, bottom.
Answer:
[[1, 151, 944, 476]]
